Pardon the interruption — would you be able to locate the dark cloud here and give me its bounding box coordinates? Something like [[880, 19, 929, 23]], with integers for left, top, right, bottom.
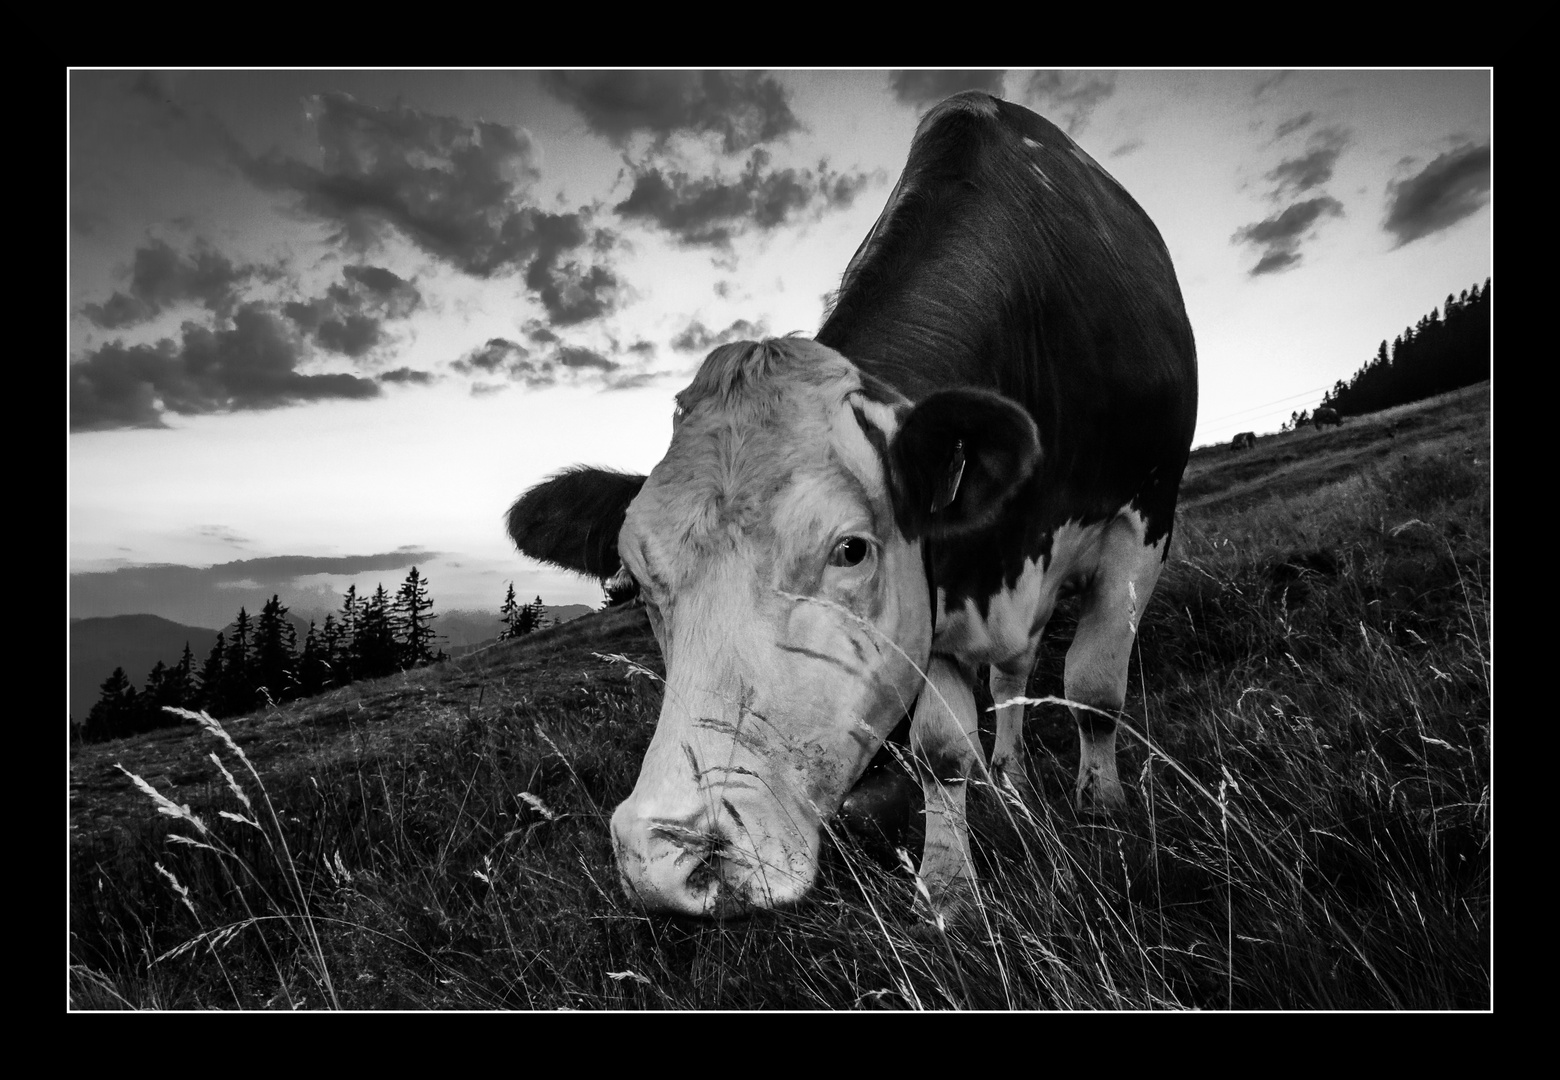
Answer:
[[70, 304, 380, 431], [282, 264, 423, 357], [1231, 196, 1345, 276], [453, 336, 617, 388], [626, 339, 656, 357], [556, 345, 618, 372], [713, 280, 732, 299], [615, 149, 878, 249], [70, 550, 438, 628], [1253, 72, 1290, 98], [670, 317, 768, 353], [541, 70, 800, 154], [602, 371, 666, 392], [1382, 142, 1491, 247], [889, 70, 1007, 108], [82, 238, 253, 328], [453, 337, 530, 375], [523, 320, 560, 344], [1275, 112, 1315, 140], [239, 92, 620, 323], [380, 367, 435, 385], [1022, 71, 1117, 135], [1267, 127, 1350, 198]]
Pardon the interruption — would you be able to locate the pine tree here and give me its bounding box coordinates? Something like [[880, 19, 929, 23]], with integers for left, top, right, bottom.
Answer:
[[84, 667, 133, 741], [218, 608, 255, 716], [337, 585, 360, 684], [254, 595, 297, 705], [353, 584, 399, 679], [529, 596, 549, 634], [197, 633, 225, 715], [394, 567, 439, 668], [319, 613, 344, 690], [166, 642, 196, 712], [297, 621, 330, 699], [498, 583, 523, 641]]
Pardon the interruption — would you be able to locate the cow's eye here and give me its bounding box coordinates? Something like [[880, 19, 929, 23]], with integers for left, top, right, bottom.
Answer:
[[828, 536, 872, 568]]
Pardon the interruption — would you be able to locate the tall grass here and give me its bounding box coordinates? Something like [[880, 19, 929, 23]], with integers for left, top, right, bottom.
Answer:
[[69, 446, 1489, 1010]]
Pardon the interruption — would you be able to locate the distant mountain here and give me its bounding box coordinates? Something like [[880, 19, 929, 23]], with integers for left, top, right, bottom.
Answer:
[[69, 614, 219, 723]]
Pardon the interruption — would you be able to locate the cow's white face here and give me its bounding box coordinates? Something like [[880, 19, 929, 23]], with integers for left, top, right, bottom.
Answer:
[[507, 336, 1039, 917], [609, 340, 932, 916]]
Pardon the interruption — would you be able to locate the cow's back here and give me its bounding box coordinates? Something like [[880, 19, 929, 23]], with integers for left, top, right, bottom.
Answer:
[[817, 91, 1197, 603]]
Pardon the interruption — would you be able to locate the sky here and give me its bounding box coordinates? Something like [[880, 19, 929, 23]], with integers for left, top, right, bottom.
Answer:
[[68, 69, 1493, 627]]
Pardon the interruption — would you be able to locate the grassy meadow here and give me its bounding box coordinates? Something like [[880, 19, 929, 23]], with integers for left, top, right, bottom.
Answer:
[[68, 383, 1490, 1010]]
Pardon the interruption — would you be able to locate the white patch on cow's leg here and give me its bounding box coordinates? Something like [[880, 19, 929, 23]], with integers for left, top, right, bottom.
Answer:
[[989, 651, 1036, 799], [910, 654, 981, 921], [1064, 508, 1167, 810]]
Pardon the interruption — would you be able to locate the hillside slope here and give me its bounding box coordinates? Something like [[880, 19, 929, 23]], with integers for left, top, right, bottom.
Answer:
[[70, 385, 1489, 1010]]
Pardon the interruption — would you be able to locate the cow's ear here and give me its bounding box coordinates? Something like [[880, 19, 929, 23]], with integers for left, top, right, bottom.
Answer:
[[888, 389, 1040, 540], [507, 467, 647, 578]]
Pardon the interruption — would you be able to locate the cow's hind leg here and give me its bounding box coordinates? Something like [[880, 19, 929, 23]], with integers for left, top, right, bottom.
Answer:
[[911, 654, 982, 922], [1065, 510, 1167, 809]]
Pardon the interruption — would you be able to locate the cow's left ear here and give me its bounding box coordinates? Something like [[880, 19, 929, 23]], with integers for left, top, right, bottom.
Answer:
[[507, 466, 647, 578], [888, 388, 1040, 540]]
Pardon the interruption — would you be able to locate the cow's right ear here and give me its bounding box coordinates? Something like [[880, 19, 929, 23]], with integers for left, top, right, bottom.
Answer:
[[506, 467, 647, 578], [888, 389, 1040, 540]]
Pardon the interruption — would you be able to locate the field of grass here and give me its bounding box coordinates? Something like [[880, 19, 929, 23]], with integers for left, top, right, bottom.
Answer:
[[68, 383, 1490, 1010]]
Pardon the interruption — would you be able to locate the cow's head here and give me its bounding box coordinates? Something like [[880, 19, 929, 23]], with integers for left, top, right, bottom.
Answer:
[[507, 338, 1039, 916]]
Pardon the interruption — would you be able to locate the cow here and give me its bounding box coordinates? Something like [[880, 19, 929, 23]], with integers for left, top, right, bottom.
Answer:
[[1312, 406, 1343, 429], [1231, 431, 1256, 451], [507, 91, 1198, 921]]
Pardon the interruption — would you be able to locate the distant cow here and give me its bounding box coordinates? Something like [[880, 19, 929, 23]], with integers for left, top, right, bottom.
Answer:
[[507, 92, 1198, 921], [1312, 407, 1342, 429], [1231, 431, 1256, 451]]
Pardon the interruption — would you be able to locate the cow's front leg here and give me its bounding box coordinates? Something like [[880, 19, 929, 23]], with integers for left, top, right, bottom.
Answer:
[[910, 653, 982, 922], [989, 649, 1037, 801]]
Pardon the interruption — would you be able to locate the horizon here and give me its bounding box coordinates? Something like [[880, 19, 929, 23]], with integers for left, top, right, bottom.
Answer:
[[69, 69, 1492, 626]]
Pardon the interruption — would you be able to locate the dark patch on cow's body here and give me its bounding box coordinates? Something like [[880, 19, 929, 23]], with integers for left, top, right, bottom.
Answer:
[[817, 91, 1198, 618]]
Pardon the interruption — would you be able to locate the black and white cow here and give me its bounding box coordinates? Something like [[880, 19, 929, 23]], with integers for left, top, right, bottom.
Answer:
[[507, 92, 1198, 920], [1312, 406, 1343, 429], [1231, 431, 1257, 451]]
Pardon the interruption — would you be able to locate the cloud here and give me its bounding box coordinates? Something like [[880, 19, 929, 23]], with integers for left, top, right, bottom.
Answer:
[[556, 344, 618, 372], [541, 70, 800, 154], [615, 149, 878, 249], [1253, 72, 1290, 98], [1110, 139, 1143, 159], [670, 317, 769, 353], [70, 304, 380, 431], [453, 337, 530, 375], [81, 238, 254, 328], [1231, 196, 1345, 276], [602, 371, 667, 392], [282, 264, 423, 357], [239, 92, 620, 322], [453, 336, 618, 388], [889, 70, 1007, 108], [523, 320, 560, 344], [1022, 70, 1117, 135], [380, 366, 435, 385], [1275, 112, 1315, 140], [1382, 142, 1491, 247], [1266, 126, 1350, 199]]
